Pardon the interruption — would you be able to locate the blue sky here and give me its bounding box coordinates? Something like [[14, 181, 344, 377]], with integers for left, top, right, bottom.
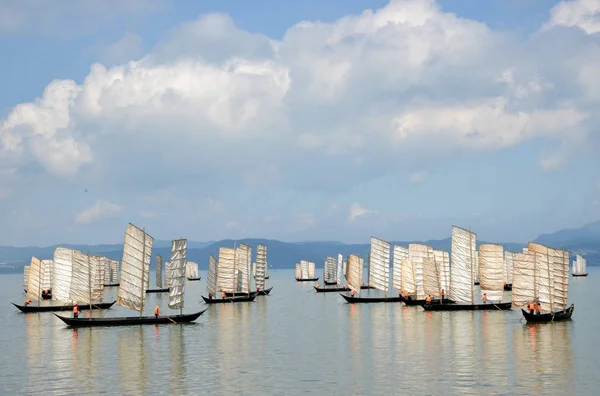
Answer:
[[0, 0, 598, 246]]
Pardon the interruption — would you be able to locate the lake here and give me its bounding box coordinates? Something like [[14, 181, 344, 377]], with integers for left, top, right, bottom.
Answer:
[[1, 268, 598, 395]]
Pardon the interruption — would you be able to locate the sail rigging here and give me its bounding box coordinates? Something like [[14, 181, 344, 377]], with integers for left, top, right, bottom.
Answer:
[[368, 237, 391, 294], [393, 246, 408, 291], [255, 244, 267, 290], [449, 226, 476, 304], [478, 244, 504, 301], [116, 224, 154, 313], [345, 254, 363, 294], [168, 239, 187, 310], [207, 255, 218, 296], [156, 255, 163, 288]]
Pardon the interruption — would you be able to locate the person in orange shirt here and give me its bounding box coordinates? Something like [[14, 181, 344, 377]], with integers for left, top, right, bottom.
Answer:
[[528, 302, 535, 315], [350, 289, 355, 297], [25, 299, 31, 306], [425, 295, 432, 304], [73, 303, 79, 319], [535, 302, 542, 315], [154, 305, 160, 318], [482, 293, 488, 304], [221, 291, 226, 299]]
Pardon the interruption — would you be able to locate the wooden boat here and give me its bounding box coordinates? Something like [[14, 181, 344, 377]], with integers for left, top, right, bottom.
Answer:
[[254, 244, 272, 296], [423, 302, 512, 311], [42, 289, 52, 299], [146, 288, 169, 293], [202, 294, 256, 304], [224, 286, 273, 297], [13, 301, 116, 313], [186, 261, 200, 281], [295, 260, 318, 282], [146, 254, 168, 293], [54, 309, 208, 327], [265, 276, 270, 280], [572, 254, 588, 277], [296, 277, 319, 282], [314, 286, 349, 292], [521, 304, 574, 323], [324, 280, 337, 286], [103, 283, 120, 287], [187, 277, 201, 281], [340, 293, 405, 303], [403, 297, 455, 306], [504, 284, 512, 291]]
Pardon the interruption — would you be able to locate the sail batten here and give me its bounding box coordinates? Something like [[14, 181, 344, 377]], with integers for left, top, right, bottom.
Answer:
[[449, 226, 476, 304], [368, 237, 391, 293], [255, 244, 267, 290], [168, 239, 187, 309], [346, 254, 363, 293], [479, 244, 504, 302], [393, 246, 408, 291]]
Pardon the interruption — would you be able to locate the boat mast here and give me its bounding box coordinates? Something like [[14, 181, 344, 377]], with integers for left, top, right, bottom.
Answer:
[[469, 227, 473, 304], [546, 245, 553, 313], [140, 227, 146, 318], [88, 253, 92, 316], [38, 257, 41, 307], [233, 241, 237, 294]]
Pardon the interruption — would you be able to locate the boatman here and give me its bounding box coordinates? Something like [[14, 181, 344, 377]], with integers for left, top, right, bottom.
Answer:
[[154, 305, 160, 318], [256, 286, 260, 292], [208, 292, 213, 299], [425, 295, 432, 304], [482, 293, 488, 304], [350, 289, 355, 297], [535, 302, 542, 315], [73, 303, 79, 319], [25, 299, 31, 306], [221, 291, 226, 299], [528, 301, 535, 314], [441, 289, 445, 300], [403, 291, 411, 301], [362, 281, 365, 287]]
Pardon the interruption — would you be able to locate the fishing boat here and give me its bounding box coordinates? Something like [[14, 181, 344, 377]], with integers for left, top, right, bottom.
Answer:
[[504, 251, 514, 290], [295, 260, 318, 282], [103, 258, 120, 287], [186, 261, 201, 281], [13, 301, 116, 313], [513, 243, 573, 323], [338, 254, 364, 302], [423, 227, 512, 311], [146, 254, 169, 293], [572, 254, 588, 277], [315, 254, 349, 292], [55, 225, 205, 327], [203, 244, 256, 303], [254, 244, 272, 296]]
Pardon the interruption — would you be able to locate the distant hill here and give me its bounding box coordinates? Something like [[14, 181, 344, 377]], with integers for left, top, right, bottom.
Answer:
[[534, 220, 600, 265]]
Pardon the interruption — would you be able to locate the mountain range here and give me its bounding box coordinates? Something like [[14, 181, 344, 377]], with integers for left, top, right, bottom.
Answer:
[[1, 221, 599, 274]]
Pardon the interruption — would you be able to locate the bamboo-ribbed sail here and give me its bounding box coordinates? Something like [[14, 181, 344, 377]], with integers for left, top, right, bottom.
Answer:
[[368, 237, 391, 294], [27, 257, 44, 300], [346, 254, 363, 294], [573, 254, 587, 275], [185, 262, 199, 279], [529, 242, 553, 312], [101, 257, 110, 284], [474, 250, 480, 284], [252, 262, 256, 277], [324, 256, 336, 282], [42, 259, 53, 291], [90, 255, 105, 302], [295, 263, 301, 279], [168, 239, 187, 309], [449, 226, 476, 304], [393, 246, 408, 291], [156, 255, 163, 288], [52, 247, 74, 302], [110, 260, 119, 283], [511, 252, 535, 307], [300, 260, 309, 279], [433, 250, 450, 293], [401, 258, 416, 295], [207, 255, 218, 295], [23, 265, 30, 289], [308, 262, 316, 278], [479, 244, 504, 302], [255, 244, 267, 290], [408, 244, 429, 300], [217, 248, 235, 293], [336, 254, 343, 285], [70, 252, 103, 303], [504, 251, 514, 285], [422, 257, 440, 298], [552, 248, 569, 311], [235, 244, 251, 293], [117, 224, 153, 312]]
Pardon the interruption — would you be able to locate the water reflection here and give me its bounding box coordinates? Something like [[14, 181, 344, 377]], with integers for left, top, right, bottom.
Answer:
[[118, 327, 148, 395], [479, 312, 509, 389], [216, 302, 251, 393], [168, 325, 186, 394], [449, 313, 478, 394]]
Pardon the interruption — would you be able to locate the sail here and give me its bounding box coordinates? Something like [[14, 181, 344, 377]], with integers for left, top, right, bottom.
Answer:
[[433, 250, 450, 292], [552, 248, 569, 311], [156, 255, 163, 288], [529, 243, 554, 312], [90, 255, 105, 302], [336, 254, 344, 285], [23, 265, 30, 289], [185, 262, 199, 279], [504, 251, 514, 285], [42, 259, 53, 290], [408, 244, 429, 300], [164, 261, 172, 287], [217, 247, 235, 293], [308, 262, 316, 278], [295, 263, 301, 279], [117, 223, 154, 312], [400, 258, 415, 295], [367, 237, 391, 293], [110, 260, 119, 283], [235, 244, 251, 293], [52, 247, 74, 302], [422, 256, 440, 298], [252, 262, 256, 277], [207, 255, 218, 295], [479, 244, 505, 302], [300, 260, 309, 279], [324, 257, 336, 282], [70, 251, 92, 304], [449, 226, 476, 304], [27, 257, 45, 300], [573, 254, 586, 275], [511, 252, 535, 307], [474, 250, 480, 283], [345, 254, 363, 293], [168, 238, 187, 309], [101, 257, 111, 285], [255, 244, 267, 290], [392, 246, 407, 291]]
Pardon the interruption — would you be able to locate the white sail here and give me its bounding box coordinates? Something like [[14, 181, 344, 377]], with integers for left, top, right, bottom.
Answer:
[[101, 257, 111, 285], [346, 254, 363, 293], [422, 256, 440, 298], [217, 247, 235, 293], [156, 255, 163, 288], [474, 250, 480, 283], [522, 247, 529, 254], [90, 255, 105, 302], [449, 226, 476, 304], [70, 251, 101, 304], [324, 256, 336, 282], [52, 247, 74, 302], [27, 257, 45, 300], [168, 238, 187, 309], [308, 261, 316, 278], [401, 258, 416, 295], [117, 223, 154, 312], [110, 260, 119, 283], [300, 260, 309, 279], [23, 265, 30, 289], [529, 242, 554, 312], [252, 262, 256, 277], [504, 251, 514, 285], [207, 255, 218, 295], [573, 254, 587, 275], [164, 261, 172, 287], [511, 252, 536, 307], [552, 248, 569, 311], [336, 254, 343, 286], [255, 244, 267, 290], [295, 263, 302, 279], [408, 244, 429, 300], [433, 250, 450, 293], [368, 237, 391, 294], [42, 259, 53, 290], [185, 262, 199, 279], [235, 244, 251, 293], [478, 244, 504, 302]]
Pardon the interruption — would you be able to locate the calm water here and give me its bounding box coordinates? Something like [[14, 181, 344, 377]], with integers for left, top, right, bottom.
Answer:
[[1, 268, 599, 395]]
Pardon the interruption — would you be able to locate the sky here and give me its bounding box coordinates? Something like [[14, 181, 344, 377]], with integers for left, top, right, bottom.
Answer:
[[0, 0, 599, 246]]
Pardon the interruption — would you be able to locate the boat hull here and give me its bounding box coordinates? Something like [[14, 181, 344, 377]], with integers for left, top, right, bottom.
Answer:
[[256, 287, 273, 296], [572, 273, 588, 277], [402, 297, 455, 306], [360, 285, 374, 290], [201, 295, 256, 304], [340, 293, 405, 303], [12, 301, 116, 313], [296, 277, 319, 282], [521, 304, 574, 323], [54, 309, 208, 327], [314, 286, 349, 293], [422, 302, 512, 311], [324, 280, 337, 286], [103, 283, 120, 287], [187, 277, 201, 281], [146, 288, 169, 293], [224, 286, 273, 297]]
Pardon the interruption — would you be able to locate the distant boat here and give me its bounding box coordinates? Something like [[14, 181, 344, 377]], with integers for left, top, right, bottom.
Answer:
[[315, 254, 349, 292], [13, 301, 116, 313], [503, 251, 514, 290], [186, 261, 201, 281], [55, 225, 205, 327], [103, 258, 120, 287], [295, 260, 319, 282], [253, 244, 272, 295], [146, 254, 168, 293], [202, 243, 255, 303], [423, 227, 511, 311], [513, 243, 574, 323], [572, 254, 588, 277]]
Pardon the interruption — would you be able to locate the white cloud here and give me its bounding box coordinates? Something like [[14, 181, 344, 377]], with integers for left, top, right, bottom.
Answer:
[[348, 203, 377, 222], [75, 200, 122, 224], [409, 170, 428, 184], [98, 32, 143, 65], [546, 0, 600, 34]]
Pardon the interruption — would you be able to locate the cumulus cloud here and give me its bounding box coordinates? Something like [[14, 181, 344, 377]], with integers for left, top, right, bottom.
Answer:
[[349, 203, 377, 222], [75, 200, 122, 224], [97, 32, 144, 65], [546, 0, 600, 34]]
